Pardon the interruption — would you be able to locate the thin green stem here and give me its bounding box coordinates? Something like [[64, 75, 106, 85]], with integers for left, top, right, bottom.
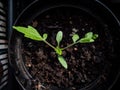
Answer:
[[62, 42, 78, 50], [43, 40, 56, 50]]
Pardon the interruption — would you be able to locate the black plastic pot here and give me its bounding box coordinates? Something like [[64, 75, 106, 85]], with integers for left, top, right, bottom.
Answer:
[[9, 0, 120, 90]]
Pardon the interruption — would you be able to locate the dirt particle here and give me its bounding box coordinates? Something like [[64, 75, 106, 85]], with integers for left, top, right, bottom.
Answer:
[[32, 20, 38, 27]]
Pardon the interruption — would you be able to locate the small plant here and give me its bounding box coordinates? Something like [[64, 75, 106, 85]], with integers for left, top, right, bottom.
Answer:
[[13, 25, 98, 69]]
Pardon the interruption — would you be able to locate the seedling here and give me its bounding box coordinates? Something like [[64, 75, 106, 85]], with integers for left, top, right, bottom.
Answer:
[[13, 25, 98, 69]]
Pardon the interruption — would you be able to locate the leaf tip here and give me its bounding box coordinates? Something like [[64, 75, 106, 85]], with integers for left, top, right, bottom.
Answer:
[[12, 26, 16, 29]]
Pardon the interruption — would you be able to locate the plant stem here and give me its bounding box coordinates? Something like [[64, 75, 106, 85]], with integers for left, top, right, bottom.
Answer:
[[62, 42, 78, 50], [43, 40, 56, 50]]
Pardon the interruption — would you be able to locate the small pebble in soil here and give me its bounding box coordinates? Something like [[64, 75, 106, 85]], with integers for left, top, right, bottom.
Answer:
[[85, 23, 88, 26], [70, 32, 76, 37], [69, 21, 73, 24], [91, 44, 96, 50], [25, 60, 32, 67], [72, 28, 78, 33], [28, 64, 32, 67], [72, 87, 76, 90], [90, 27, 93, 30], [81, 79, 86, 83], [82, 28, 85, 31], [74, 47, 78, 51], [32, 20, 38, 27]]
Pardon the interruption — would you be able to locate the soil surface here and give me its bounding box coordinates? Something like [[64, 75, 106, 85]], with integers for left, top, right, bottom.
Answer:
[[22, 7, 113, 90]]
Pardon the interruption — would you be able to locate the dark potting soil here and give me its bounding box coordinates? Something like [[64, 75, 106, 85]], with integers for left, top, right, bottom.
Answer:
[[21, 7, 113, 90]]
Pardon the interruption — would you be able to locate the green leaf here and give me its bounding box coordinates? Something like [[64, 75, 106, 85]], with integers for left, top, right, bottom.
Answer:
[[58, 56, 68, 69], [92, 34, 98, 40], [72, 34, 79, 43], [79, 38, 94, 43], [78, 32, 98, 43], [85, 32, 93, 39], [56, 31, 63, 46], [13, 25, 42, 41], [43, 33, 48, 40]]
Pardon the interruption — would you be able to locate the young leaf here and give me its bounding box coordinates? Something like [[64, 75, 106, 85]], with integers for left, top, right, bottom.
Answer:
[[92, 34, 98, 40], [13, 26, 42, 41], [56, 31, 63, 47], [78, 32, 96, 43], [72, 34, 79, 43], [79, 38, 94, 43], [85, 32, 93, 39], [43, 33, 48, 40], [58, 55, 68, 69]]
